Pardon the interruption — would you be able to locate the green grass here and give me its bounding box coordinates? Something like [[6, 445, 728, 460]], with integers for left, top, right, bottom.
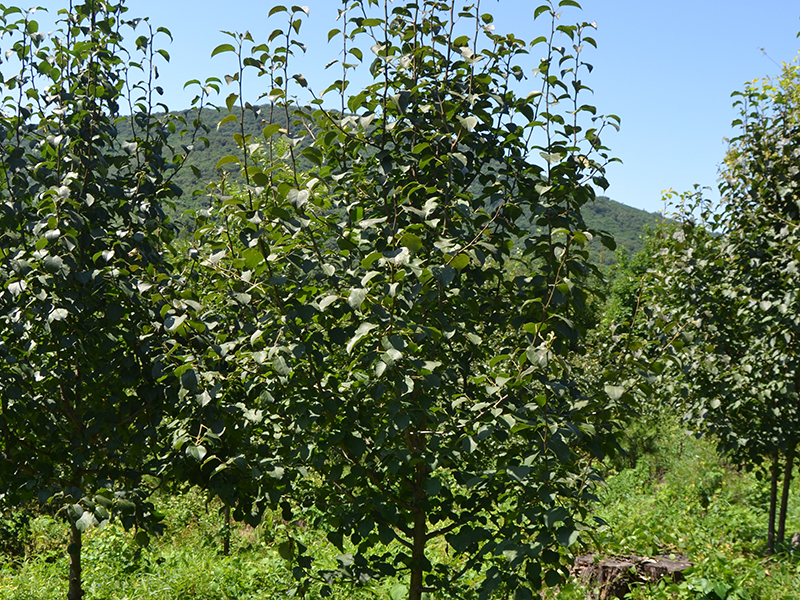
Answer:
[[0, 487, 394, 599], [572, 409, 800, 599], [1, 415, 799, 599]]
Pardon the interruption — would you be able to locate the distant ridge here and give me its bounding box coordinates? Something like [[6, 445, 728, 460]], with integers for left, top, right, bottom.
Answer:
[[583, 196, 666, 261], [137, 105, 664, 259]]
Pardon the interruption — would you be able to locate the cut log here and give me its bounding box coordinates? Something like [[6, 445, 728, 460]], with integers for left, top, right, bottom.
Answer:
[[574, 553, 692, 600]]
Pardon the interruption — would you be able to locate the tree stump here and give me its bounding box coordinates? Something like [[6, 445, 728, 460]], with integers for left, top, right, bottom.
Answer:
[[574, 553, 692, 599]]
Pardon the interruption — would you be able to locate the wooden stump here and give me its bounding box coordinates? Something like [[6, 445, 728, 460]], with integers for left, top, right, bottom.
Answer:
[[574, 553, 692, 600]]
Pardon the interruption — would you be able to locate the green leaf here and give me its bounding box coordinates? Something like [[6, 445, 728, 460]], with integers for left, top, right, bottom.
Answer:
[[68, 504, 84, 522], [544, 507, 569, 528], [539, 151, 563, 164], [604, 385, 625, 401], [556, 526, 580, 548], [515, 587, 533, 600], [8, 280, 26, 297], [273, 355, 291, 376], [400, 233, 424, 253], [210, 43, 236, 57], [43, 254, 66, 274], [458, 116, 478, 131], [267, 464, 285, 479], [390, 91, 410, 114], [430, 265, 456, 287], [412, 142, 430, 154], [187, 445, 207, 462], [507, 465, 530, 482], [466, 333, 482, 345], [319, 295, 338, 311], [263, 123, 281, 139], [181, 368, 199, 392], [447, 525, 484, 552], [544, 569, 562, 587], [48, 307, 69, 323], [450, 253, 470, 270], [217, 113, 238, 130], [165, 314, 187, 331], [301, 146, 323, 166], [75, 510, 94, 533], [278, 540, 293, 560], [361, 251, 382, 269], [225, 93, 237, 113], [216, 155, 241, 170], [134, 530, 150, 547], [287, 189, 309, 208], [390, 584, 409, 600], [424, 477, 442, 496], [523, 322, 544, 335]]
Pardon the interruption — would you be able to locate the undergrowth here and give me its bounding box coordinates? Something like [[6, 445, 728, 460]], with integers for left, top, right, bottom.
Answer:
[[566, 408, 800, 600], [1, 411, 798, 599]]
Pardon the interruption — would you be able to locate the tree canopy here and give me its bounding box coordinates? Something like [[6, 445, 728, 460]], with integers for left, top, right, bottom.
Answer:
[[647, 56, 800, 554], [170, 1, 627, 598], [0, 3, 203, 597], [0, 0, 694, 598]]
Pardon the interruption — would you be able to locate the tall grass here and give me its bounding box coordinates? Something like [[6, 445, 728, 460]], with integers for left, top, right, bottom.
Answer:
[[585, 408, 800, 599], [1, 412, 798, 599]]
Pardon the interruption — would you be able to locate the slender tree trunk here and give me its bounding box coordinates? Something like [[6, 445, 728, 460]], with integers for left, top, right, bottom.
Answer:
[[767, 452, 779, 555], [223, 504, 231, 555], [409, 507, 427, 600], [777, 442, 796, 546], [67, 522, 83, 600], [409, 457, 429, 600]]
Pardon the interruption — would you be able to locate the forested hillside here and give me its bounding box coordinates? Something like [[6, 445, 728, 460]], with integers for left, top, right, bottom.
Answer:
[[583, 196, 665, 257], [115, 104, 292, 215], [139, 103, 664, 258]]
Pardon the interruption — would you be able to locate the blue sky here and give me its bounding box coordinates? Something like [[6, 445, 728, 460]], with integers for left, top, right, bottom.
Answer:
[[24, 1, 800, 213]]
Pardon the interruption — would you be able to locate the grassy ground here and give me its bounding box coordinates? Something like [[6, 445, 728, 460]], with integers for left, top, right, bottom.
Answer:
[[573, 410, 800, 600], [0, 486, 393, 600], [1, 412, 798, 599]]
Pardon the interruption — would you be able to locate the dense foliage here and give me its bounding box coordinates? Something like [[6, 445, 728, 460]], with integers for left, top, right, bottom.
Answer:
[[1, 417, 798, 599], [0, 2, 206, 597], [167, 1, 632, 598], [0, 0, 631, 597], [647, 57, 800, 555], [2, 0, 798, 598]]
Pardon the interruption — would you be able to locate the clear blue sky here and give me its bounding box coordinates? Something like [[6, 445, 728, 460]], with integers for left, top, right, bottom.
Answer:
[[26, 1, 800, 213]]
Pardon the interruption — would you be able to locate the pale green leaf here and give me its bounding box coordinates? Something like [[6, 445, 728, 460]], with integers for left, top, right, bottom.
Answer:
[[348, 288, 368, 310], [346, 322, 377, 354]]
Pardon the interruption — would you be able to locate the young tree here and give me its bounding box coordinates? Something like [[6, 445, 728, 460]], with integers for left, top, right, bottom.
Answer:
[[650, 52, 800, 554], [179, 1, 624, 598], [0, 2, 196, 596]]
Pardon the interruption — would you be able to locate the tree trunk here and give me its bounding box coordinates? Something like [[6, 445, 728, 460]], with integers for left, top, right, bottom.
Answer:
[[409, 456, 429, 600], [409, 506, 427, 600], [223, 504, 231, 555], [777, 442, 796, 546], [767, 452, 779, 555], [67, 522, 83, 600]]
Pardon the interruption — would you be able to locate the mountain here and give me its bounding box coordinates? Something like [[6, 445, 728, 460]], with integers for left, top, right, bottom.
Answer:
[[583, 196, 667, 262], [129, 105, 665, 259], [115, 104, 292, 216]]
